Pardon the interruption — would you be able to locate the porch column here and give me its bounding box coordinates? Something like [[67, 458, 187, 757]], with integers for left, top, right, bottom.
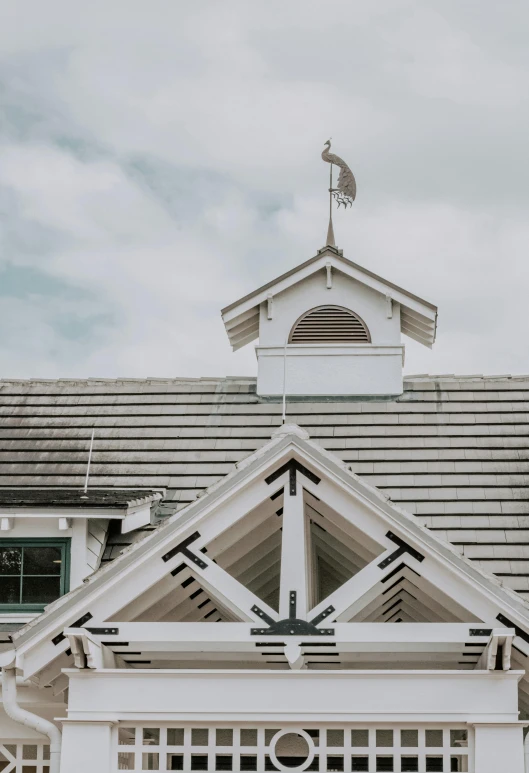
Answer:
[[473, 723, 524, 773], [60, 720, 113, 773]]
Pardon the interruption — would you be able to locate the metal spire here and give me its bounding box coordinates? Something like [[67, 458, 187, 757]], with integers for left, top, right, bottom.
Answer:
[[326, 161, 336, 247]]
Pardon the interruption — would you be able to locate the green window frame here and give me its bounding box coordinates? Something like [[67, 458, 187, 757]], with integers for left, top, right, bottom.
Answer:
[[0, 538, 70, 612]]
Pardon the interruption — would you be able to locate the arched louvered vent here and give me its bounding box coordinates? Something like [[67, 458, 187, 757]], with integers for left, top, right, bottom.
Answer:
[[289, 305, 371, 344]]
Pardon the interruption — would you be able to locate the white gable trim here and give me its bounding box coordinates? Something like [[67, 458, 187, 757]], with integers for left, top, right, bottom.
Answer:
[[222, 249, 438, 349], [5, 426, 529, 677]]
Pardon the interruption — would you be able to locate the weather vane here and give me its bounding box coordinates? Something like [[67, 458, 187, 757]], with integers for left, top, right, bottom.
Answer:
[[321, 139, 357, 247]]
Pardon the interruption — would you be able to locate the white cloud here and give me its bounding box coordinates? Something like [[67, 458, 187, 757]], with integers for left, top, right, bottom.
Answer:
[[0, 0, 528, 379]]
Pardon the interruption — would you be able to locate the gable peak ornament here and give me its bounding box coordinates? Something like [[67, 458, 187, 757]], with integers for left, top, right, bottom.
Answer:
[[321, 139, 357, 247]]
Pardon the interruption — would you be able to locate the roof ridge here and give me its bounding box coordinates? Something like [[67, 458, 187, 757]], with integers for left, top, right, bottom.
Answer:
[[1, 374, 529, 386]]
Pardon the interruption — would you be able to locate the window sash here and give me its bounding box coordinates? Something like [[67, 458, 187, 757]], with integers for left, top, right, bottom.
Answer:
[[0, 538, 70, 612]]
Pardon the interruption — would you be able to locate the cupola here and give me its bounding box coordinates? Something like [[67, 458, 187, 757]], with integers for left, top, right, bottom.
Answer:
[[222, 245, 437, 398]]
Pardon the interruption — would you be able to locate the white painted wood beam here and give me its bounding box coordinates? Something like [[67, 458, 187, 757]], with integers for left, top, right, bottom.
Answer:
[[310, 547, 398, 623], [183, 553, 279, 623], [278, 483, 309, 619], [208, 496, 283, 560], [305, 495, 381, 561], [79, 621, 492, 653]]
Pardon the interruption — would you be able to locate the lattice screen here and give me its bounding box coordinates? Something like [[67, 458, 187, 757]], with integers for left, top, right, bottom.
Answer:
[[115, 725, 470, 772], [0, 742, 50, 773]]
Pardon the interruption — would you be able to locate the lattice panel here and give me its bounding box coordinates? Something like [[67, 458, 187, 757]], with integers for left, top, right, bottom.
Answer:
[[0, 742, 50, 773], [115, 725, 470, 772]]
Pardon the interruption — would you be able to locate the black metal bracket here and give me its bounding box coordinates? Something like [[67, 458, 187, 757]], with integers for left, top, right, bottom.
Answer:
[[161, 531, 208, 570], [86, 627, 119, 636], [470, 628, 492, 637], [265, 460, 320, 497], [497, 613, 529, 644], [250, 591, 334, 636], [310, 605, 335, 627], [378, 532, 425, 570], [52, 612, 93, 646]]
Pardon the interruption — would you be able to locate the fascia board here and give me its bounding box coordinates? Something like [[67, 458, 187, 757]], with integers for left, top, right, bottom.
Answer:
[[222, 252, 437, 324], [0, 507, 126, 518], [222, 259, 325, 325]]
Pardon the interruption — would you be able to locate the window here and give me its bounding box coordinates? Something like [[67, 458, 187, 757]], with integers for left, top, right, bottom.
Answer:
[[289, 305, 371, 344], [0, 539, 70, 611]]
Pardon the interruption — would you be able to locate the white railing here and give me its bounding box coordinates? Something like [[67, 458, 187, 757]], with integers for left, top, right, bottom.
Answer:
[[0, 741, 51, 773], [115, 724, 470, 772]]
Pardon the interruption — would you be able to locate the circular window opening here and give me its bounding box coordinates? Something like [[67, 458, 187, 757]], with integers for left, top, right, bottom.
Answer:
[[270, 730, 314, 772]]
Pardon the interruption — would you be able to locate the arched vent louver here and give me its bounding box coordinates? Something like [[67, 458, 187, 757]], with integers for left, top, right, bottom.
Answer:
[[289, 305, 371, 344]]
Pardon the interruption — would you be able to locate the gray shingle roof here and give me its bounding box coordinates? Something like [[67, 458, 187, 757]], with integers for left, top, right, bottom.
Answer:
[[0, 488, 161, 508], [1, 374, 529, 598]]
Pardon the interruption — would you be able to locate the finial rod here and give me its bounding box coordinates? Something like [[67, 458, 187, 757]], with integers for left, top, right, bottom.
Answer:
[[326, 162, 335, 247]]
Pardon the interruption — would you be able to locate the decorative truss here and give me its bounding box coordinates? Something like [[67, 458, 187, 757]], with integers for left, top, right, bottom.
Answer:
[[6, 427, 529, 707]]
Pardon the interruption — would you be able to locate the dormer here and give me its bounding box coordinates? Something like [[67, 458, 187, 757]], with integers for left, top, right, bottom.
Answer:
[[222, 245, 437, 398]]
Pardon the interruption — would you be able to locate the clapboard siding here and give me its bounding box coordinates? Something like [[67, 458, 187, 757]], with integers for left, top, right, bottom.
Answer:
[[1, 374, 529, 598]]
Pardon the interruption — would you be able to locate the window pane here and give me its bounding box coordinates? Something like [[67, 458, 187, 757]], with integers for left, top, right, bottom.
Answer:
[[352, 759, 369, 772], [241, 730, 257, 747], [402, 758, 419, 772], [167, 754, 183, 770], [240, 756, 257, 771], [143, 729, 160, 745], [327, 730, 344, 747], [142, 752, 159, 770], [23, 547, 62, 576], [327, 756, 344, 771], [167, 729, 184, 746], [0, 576, 20, 604], [216, 755, 233, 771], [351, 730, 369, 747], [376, 730, 393, 748], [117, 752, 135, 770], [450, 730, 468, 747], [425, 758, 443, 772], [119, 728, 136, 745], [401, 730, 418, 748], [0, 548, 21, 575], [191, 729, 208, 746], [22, 746, 38, 759], [425, 730, 443, 748], [376, 758, 394, 772], [22, 576, 61, 604], [216, 729, 233, 746]]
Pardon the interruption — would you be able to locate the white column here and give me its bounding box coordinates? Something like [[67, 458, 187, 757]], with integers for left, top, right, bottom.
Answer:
[[279, 483, 309, 619], [70, 519, 90, 588], [473, 724, 524, 773], [60, 721, 113, 773]]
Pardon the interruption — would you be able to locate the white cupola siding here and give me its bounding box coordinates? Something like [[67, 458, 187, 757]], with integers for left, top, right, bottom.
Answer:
[[222, 246, 438, 398]]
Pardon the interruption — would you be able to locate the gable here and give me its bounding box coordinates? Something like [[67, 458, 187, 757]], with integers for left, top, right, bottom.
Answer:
[[221, 248, 437, 350], [5, 424, 529, 711], [257, 269, 401, 348]]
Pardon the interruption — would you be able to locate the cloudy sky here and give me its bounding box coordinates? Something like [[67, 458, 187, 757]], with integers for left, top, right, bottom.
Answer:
[[1, 1, 528, 380]]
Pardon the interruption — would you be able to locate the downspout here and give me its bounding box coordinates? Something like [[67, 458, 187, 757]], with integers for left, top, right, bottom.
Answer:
[[2, 667, 61, 773], [525, 729, 529, 773]]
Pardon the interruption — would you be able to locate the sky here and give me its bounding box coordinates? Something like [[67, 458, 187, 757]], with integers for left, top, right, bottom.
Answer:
[[0, 0, 528, 380]]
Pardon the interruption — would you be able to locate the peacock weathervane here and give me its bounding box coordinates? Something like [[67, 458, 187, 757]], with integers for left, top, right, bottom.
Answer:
[[321, 139, 356, 247]]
